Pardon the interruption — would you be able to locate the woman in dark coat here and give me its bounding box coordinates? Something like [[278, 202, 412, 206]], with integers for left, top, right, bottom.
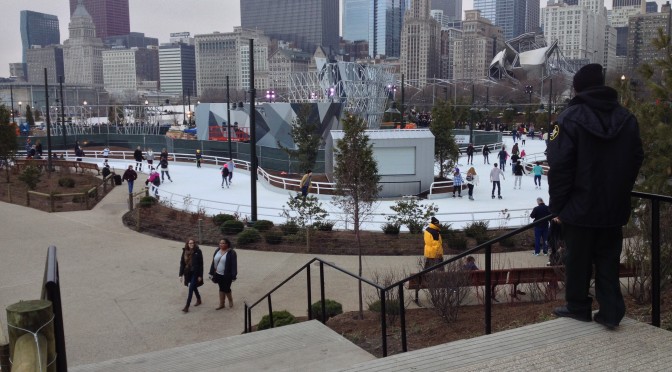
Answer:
[[209, 238, 238, 310], [179, 238, 203, 313]]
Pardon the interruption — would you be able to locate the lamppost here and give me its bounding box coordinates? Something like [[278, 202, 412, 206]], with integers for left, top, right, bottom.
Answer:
[[83, 101, 88, 125], [58, 75, 66, 148], [10, 85, 15, 125], [265, 89, 276, 103], [18, 102, 22, 124], [144, 100, 149, 124], [525, 85, 533, 104], [385, 102, 401, 127], [620, 75, 626, 104]]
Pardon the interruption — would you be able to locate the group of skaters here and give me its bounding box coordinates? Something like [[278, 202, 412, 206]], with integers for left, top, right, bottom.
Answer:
[[455, 140, 544, 200]]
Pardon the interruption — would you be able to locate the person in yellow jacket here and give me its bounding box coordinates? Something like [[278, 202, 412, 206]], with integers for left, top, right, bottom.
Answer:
[[423, 217, 444, 269]]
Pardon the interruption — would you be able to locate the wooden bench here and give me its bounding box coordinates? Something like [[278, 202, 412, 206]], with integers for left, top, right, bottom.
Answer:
[[407, 264, 637, 304], [75, 162, 100, 175]]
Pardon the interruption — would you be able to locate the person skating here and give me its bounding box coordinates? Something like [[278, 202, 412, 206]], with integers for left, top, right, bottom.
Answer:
[[195, 149, 202, 168], [532, 161, 544, 189], [226, 158, 234, 185], [466, 143, 475, 165], [490, 163, 505, 199], [159, 157, 173, 182], [482, 144, 490, 164], [513, 160, 526, 189], [133, 146, 143, 172], [530, 197, 551, 256], [452, 168, 464, 198], [465, 167, 479, 200], [220, 163, 230, 188], [497, 147, 508, 172]]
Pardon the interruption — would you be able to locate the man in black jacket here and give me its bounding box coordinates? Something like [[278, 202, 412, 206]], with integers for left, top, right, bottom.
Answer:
[[530, 197, 551, 256], [547, 63, 643, 329]]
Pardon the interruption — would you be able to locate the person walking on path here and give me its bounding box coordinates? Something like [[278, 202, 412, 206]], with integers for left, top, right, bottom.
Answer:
[[423, 217, 444, 269], [452, 168, 464, 198], [300, 170, 312, 199], [122, 165, 137, 194], [195, 149, 202, 168], [179, 238, 203, 313], [490, 163, 505, 199], [220, 163, 230, 188], [466, 143, 475, 165], [209, 239, 238, 310], [530, 197, 551, 256], [547, 63, 643, 329], [533, 161, 544, 189], [513, 160, 526, 189], [465, 167, 479, 200], [159, 157, 173, 182], [227, 158, 235, 185], [482, 144, 490, 164], [497, 147, 509, 171], [133, 146, 144, 172]]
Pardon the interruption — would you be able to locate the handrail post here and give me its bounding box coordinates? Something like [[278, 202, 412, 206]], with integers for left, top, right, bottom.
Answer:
[[485, 243, 492, 334], [398, 283, 407, 352], [651, 199, 661, 327], [267, 294, 274, 328], [247, 306, 252, 332], [307, 265, 312, 320], [380, 288, 388, 357], [244, 303, 249, 333], [320, 261, 326, 323]]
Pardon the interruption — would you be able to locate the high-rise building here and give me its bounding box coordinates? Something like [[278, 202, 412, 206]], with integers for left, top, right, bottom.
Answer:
[[474, 0, 537, 40], [194, 27, 269, 95], [439, 27, 462, 80], [63, 0, 105, 86], [401, 0, 441, 86], [102, 47, 159, 92], [627, 3, 672, 71], [20, 11, 60, 64], [26, 46, 64, 84], [343, 0, 406, 58], [104, 32, 159, 49], [452, 9, 504, 80], [431, 0, 462, 21], [9, 63, 27, 81], [69, 0, 130, 39], [240, 0, 338, 53], [609, 0, 646, 56], [542, 0, 607, 66], [268, 48, 311, 92], [159, 42, 196, 95]]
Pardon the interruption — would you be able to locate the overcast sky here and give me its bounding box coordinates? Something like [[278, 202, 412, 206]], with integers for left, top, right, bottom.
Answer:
[[1, 0, 667, 77]]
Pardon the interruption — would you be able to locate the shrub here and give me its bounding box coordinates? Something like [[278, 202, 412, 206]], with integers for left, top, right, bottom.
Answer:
[[473, 231, 491, 245], [447, 235, 468, 251], [58, 177, 76, 188], [257, 310, 297, 330], [386, 199, 438, 234], [237, 228, 261, 245], [498, 235, 516, 247], [280, 221, 300, 235], [18, 165, 42, 190], [407, 221, 424, 234], [221, 220, 245, 235], [464, 220, 489, 238], [138, 196, 157, 208], [212, 213, 236, 226], [72, 194, 84, 203], [313, 221, 335, 231], [310, 299, 343, 321], [439, 223, 455, 240], [264, 229, 284, 245], [381, 223, 401, 235], [368, 299, 401, 315], [252, 219, 274, 231]]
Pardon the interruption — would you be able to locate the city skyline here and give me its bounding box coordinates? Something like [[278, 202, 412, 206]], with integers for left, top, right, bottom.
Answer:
[[1, 0, 668, 78]]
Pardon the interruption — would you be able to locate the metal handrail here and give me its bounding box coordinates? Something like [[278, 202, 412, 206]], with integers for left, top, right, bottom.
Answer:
[[241, 190, 671, 357], [41, 246, 67, 372]]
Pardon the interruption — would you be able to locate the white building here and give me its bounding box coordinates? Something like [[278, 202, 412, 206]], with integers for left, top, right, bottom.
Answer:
[[542, 0, 609, 66], [102, 47, 159, 92], [63, 0, 104, 87], [452, 10, 504, 80], [159, 42, 196, 95], [194, 27, 269, 95], [268, 48, 311, 92]]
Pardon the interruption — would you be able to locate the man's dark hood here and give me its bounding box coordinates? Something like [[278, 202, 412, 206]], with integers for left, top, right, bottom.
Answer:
[[562, 86, 632, 140]]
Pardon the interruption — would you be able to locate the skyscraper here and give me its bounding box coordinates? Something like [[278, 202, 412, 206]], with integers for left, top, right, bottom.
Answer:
[[401, 0, 441, 86], [452, 10, 504, 80], [69, 0, 130, 39], [159, 42, 197, 96], [342, 0, 407, 58], [474, 0, 537, 40], [240, 0, 338, 53], [430, 0, 462, 21], [20, 11, 60, 63], [63, 1, 105, 86]]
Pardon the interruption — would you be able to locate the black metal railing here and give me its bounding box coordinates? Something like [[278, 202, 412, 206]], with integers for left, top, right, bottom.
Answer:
[[243, 191, 670, 357], [41, 245, 67, 371]]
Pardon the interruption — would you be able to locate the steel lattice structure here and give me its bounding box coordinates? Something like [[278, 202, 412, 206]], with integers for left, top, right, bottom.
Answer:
[[288, 62, 395, 128]]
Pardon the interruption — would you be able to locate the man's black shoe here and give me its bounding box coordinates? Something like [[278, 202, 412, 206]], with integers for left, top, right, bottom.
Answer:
[[553, 306, 591, 322], [593, 313, 618, 330]]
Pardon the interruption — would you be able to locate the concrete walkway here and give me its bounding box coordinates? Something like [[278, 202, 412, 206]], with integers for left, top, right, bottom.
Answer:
[[0, 184, 553, 367]]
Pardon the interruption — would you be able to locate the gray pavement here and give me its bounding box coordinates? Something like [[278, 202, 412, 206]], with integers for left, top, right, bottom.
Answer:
[[0, 184, 553, 367]]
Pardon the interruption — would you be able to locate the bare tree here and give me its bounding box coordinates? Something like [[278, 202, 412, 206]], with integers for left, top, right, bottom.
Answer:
[[332, 112, 381, 319]]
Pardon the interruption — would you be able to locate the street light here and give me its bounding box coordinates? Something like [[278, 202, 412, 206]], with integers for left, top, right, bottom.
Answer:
[[524, 85, 533, 104], [265, 89, 276, 103], [83, 101, 88, 126], [621, 75, 626, 104]]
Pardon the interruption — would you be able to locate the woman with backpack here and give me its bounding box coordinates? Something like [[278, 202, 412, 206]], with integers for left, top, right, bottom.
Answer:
[[465, 167, 479, 201]]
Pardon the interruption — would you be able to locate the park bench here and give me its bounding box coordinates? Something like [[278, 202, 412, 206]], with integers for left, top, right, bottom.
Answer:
[[74, 162, 100, 175], [407, 263, 637, 304]]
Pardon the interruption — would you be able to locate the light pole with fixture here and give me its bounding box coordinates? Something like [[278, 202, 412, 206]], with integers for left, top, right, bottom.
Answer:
[[18, 102, 22, 124], [83, 101, 88, 126]]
